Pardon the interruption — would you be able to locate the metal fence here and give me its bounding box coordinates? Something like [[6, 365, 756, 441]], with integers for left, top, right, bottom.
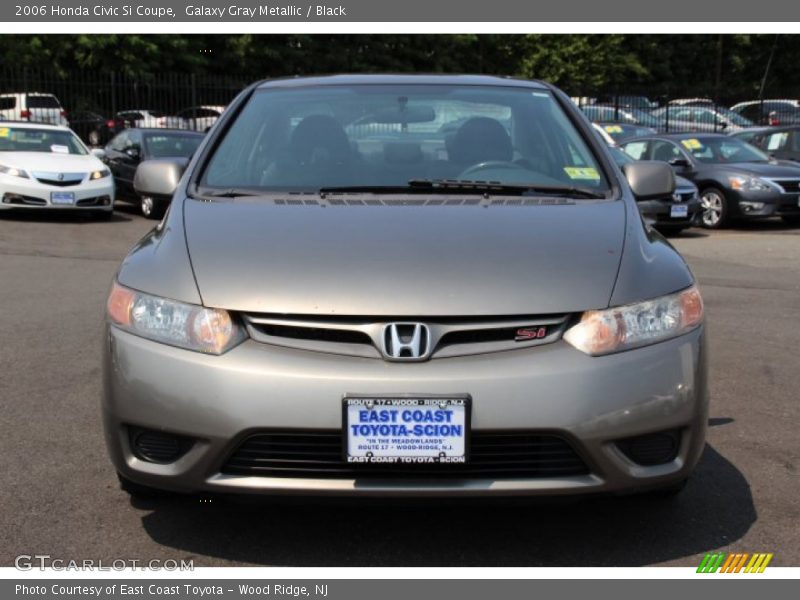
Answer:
[[0, 67, 248, 143], [1, 68, 799, 145], [569, 91, 800, 136]]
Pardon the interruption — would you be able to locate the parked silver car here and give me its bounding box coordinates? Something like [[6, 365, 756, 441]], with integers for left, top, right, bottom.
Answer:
[[103, 75, 708, 499]]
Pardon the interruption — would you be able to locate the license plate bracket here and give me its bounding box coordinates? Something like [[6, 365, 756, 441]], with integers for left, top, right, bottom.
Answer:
[[670, 204, 689, 218], [342, 395, 470, 465], [51, 191, 75, 206]]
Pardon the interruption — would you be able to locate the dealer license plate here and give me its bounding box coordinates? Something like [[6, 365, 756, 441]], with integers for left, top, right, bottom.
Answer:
[[344, 397, 469, 464], [670, 204, 688, 218], [51, 192, 75, 206]]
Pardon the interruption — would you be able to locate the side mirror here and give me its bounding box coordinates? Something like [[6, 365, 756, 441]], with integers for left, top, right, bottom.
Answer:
[[134, 158, 188, 198], [623, 161, 676, 200], [668, 157, 690, 169], [90, 148, 106, 160]]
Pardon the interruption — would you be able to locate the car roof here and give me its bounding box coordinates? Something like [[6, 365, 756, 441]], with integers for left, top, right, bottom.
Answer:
[[0, 92, 59, 97], [121, 127, 204, 134], [731, 99, 799, 107], [255, 74, 549, 90], [0, 120, 69, 131]]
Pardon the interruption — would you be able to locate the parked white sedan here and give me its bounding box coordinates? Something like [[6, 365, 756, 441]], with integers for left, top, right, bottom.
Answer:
[[0, 122, 114, 217]]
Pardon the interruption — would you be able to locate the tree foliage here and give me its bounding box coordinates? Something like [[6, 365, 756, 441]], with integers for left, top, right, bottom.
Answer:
[[1, 34, 798, 98]]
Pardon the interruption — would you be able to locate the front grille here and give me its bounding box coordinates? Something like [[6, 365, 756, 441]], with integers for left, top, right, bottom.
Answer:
[[244, 313, 569, 359], [773, 179, 800, 194], [221, 430, 590, 479], [678, 191, 696, 202], [35, 178, 83, 187], [256, 323, 373, 346]]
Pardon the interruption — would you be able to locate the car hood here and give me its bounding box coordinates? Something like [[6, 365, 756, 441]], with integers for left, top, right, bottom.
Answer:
[[0, 151, 104, 173], [184, 197, 627, 316], [675, 175, 696, 190], [718, 161, 800, 178]]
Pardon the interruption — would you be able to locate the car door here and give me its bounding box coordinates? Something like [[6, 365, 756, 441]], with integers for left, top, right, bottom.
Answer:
[[650, 139, 699, 178], [118, 130, 143, 192], [105, 131, 129, 185]]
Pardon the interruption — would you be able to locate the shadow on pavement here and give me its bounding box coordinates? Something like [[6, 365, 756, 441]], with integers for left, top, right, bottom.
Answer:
[[136, 444, 755, 566], [0, 209, 132, 223]]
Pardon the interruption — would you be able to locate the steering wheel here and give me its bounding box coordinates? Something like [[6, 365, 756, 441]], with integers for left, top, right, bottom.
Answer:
[[458, 160, 531, 179]]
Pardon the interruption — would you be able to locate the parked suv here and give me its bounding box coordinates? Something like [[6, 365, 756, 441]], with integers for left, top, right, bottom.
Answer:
[[104, 75, 707, 500], [176, 105, 225, 132], [0, 92, 69, 126]]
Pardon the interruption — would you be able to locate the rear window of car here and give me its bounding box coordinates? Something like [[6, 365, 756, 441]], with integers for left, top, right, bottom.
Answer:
[[201, 84, 611, 195], [26, 95, 61, 109], [0, 126, 87, 155], [144, 133, 203, 158]]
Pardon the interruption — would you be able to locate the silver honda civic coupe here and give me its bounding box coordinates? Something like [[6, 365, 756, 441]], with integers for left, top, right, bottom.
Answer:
[[102, 75, 708, 498]]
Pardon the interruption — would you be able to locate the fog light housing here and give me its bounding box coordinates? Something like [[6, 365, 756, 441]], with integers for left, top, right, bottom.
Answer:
[[615, 429, 681, 466], [129, 427, 193, 464], [740, 201, 765, 212]]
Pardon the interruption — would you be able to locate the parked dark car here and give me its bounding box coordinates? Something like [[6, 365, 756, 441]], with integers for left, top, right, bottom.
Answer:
[[104, 128, 204, 218], [581, 104, 661, 128], [621, 133, 800, 228], [730, 100, 800, 126], [604, 141, 700, 233], [597, 122, 657, 143], [596, 95, 658, 111], [68, 110, 125, 146], [731, 126, 800, 163]]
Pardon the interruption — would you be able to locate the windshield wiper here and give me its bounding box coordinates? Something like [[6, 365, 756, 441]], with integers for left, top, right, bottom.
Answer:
[[407, 179, 607, 199]]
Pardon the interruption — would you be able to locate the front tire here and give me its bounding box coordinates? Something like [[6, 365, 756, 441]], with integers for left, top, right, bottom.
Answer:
[[700, 187, 729, 229]]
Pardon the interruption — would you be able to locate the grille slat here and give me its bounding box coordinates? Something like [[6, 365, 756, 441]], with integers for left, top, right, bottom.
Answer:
[[222, 430, 589, 479]]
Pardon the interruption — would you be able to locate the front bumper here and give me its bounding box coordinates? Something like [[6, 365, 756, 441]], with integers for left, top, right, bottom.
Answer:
[[638, 197, 701, 227], [0, 174, 114, 211], [729, 189, 800, 218], [102, 325, 708, 497]]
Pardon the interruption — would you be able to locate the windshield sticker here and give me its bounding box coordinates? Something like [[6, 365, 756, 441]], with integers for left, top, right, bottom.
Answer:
[[682, 138, 703, 150], [564, 167, 601, 180], [50, 144, 70, 154], [0, 128, 9, 138], [604, 125, 623, 133]]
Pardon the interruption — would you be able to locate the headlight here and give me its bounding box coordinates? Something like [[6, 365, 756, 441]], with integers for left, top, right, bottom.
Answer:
[[106, 281, 246, 354], [728, 176, 772, 192], [563, 285, 703, 356], [90, 168, 111, 180], [0, 164, 29, 179]]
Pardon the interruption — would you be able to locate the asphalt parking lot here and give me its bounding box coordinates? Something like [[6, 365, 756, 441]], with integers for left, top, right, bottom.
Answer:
[[1, 206, 798, 568]]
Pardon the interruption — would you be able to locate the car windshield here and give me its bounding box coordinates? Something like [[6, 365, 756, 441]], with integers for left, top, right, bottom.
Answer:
[[608, 145, 634, 167], [202, 84, 610, 195], [0, 126, 87, 155], [680, 136, 770, 164], [144, 132, 202, 158], [715, 107, 754, 127]]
